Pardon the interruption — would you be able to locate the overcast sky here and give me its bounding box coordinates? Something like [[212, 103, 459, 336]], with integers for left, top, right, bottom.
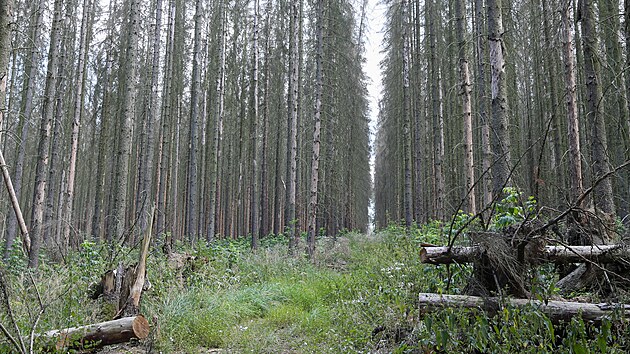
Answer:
[[364, 0, 385, 227]]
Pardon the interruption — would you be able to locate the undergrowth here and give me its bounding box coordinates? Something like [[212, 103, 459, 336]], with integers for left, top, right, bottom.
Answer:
[[0, 221, 629, 352]]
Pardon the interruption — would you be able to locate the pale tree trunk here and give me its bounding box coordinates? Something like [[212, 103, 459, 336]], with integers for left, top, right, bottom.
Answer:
[[541, 0, 562, 205], [251, 0, 260, 250], [413, 0, 423, 223], [600, 0, 629, 217], [402, 0, 413, 228], [91, 0, 118, 242], [112, 0, 141, 242], [136, 0, 163, 240], [259, 0, 272, 239], [3, 0, 44, 260], [157, 0, 175, 245], [580, 0, 615, 215], [427, 0, 445, 220], [287, 0, 299, 253], [307, 0, 323, 258], [561, 3, 583, 207], [207, 3, 226, 242], [29, 0, 64, 267], [62, 0, 93, 247], [455, 0, 476, 215], [186, 0, 202, 241], [487, 0, 511, 196], [0, 3, 29, 251], [474, 0, 493, 210]]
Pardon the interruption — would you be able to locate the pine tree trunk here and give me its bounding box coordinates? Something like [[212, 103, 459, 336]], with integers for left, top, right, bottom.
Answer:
[[259, 0, 273, 239], [0, 4, 29, 250], [185, 0, 202, 242], [29, 0, 64, 267], [580, 0, 615, 216], [427, 0, 445, 220], [207, 3, 226, 242], [287, 0, 300, 253], [402, 0, 413, 228], [62, 0, 93, 248], [156, 0, 176, 245], [474, 0, 493, 210], [250, 0, 260, 250], [455, 0, 476, 215], [112, 0, 141, 243], [487, 0, 511, 196], [307, 0, 323, 258], [3, 0, 44, 260], [561, 3, 583, 207]]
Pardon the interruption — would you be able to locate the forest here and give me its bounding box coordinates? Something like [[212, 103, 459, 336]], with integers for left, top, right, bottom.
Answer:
[[0, 0, 630, 352]]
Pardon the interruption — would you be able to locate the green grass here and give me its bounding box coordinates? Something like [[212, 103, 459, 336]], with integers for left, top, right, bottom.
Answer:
[[1, 227, 630, 353]]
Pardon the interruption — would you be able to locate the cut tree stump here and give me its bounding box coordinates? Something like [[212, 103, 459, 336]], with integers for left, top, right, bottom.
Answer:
[[420, 245, 630, 265], [418, 293, 630, 323], [41, 315, 149, 351]]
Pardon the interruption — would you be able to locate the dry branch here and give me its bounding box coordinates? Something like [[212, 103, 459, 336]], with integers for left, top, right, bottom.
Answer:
[[418, 293, 630, 323], [41, 315, 149, 351], [420, 245, 630, 265], [0, 148, 31, 254]]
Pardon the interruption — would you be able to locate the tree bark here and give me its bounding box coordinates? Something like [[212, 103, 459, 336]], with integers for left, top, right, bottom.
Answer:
[[561, 3, 583, 207], [474, 0, 493, 210], [62, 0, 93, 247], [41, 315, 149, 351], [112, 0, 141, 243], [287, 0, 300, 253], [401, 0, 413, 228], [29, 0, 64, 267], [3, 0, 44, 260], [207, 3, 226, 242], [427, 0, 445, 220], [250, 0, 260, 250], [455, 0, 476, 215], [0, 149, 30, 253], [307, 0, 323, 258], [580, 0, 615, 216], [487, 0, 511, 195], [420, 244, 630, 265], [417, 293, 629, 323]]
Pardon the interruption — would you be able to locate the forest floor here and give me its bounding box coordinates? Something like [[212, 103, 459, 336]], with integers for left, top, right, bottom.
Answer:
[[2, 225, 630, 352]]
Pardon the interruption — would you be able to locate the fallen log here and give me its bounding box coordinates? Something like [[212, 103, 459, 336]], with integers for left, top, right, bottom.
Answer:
[[420, 245, 630, 265], [418, 293, 630, 323], [41, 315, 149, 351]]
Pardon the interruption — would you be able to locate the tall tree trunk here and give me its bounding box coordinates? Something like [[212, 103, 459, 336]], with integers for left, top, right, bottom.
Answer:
[[487, 0, 511, 196], [157, 0, 176, 245], [259, 0, 273, 239], [474, 0, 493, 210], [307, 0, 323, 258], [29, 0, 64, 267], [287, 0, 299, 253], [402, 0, 413, 228], [541, 0, 563, 206], [186, 0, 202, 242], [135, 0, 163, 240], [0, 0, 29, 255], [207, 3, 226, 242], [3, 0, 44, 260], [455, 0, 476, 214], [561, 3, 583, 207], [600, 0, 629, 217], [580, 0, 615, 215], [62, 0, 93, 247], [251, 0, 260, 250], [427, 0, 445, 220]]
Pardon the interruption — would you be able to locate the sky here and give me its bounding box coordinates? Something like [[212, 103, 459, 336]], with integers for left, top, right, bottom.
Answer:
[[364, 0, 386, 229]]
